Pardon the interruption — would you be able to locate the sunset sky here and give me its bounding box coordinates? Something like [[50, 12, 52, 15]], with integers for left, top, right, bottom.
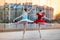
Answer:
[[0, 0, 60, 19]]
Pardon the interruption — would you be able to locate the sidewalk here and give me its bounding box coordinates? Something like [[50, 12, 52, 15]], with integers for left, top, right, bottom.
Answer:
[[0, 29, 60, 40]]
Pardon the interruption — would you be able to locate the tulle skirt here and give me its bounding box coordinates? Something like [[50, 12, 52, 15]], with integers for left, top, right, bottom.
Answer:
[[34, 19, 46, 24], [18, 19, 33, 22]]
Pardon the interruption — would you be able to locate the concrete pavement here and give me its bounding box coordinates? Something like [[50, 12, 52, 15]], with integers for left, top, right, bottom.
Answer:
[[0, 29, 60, 40]]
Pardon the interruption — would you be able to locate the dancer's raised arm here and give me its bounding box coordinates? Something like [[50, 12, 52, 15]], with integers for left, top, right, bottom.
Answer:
[[27, 6, 35, 13], [43, 16, 51, 20]]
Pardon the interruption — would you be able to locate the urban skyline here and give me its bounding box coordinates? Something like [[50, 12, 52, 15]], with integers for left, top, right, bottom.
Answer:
[[0, 0, 60, 19]]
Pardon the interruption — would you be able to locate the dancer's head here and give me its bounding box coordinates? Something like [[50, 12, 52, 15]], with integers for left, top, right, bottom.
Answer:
[[24, 8, 27, 12], [38, 10, 42, 14], [39, 10, 45, 16], [39, 10, 42, 12]]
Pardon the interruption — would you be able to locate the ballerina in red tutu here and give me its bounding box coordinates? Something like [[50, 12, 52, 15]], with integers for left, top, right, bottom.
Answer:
[[33, 10, 53, 40], [33, 10, 46, 24], [33, 10, 47, 39]]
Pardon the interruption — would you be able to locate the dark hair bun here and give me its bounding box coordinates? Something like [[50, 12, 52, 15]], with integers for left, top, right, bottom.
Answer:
[[39, 10, 42, 12], [24, 8, 27, 11]]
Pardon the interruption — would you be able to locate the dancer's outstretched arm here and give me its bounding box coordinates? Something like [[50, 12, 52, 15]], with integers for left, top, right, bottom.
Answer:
[[13, 14, 23, 22], [43, 16, 51, 20]]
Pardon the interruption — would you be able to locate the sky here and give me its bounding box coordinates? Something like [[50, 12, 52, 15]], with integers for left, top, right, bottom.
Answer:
[[0, 0, 60, 19]]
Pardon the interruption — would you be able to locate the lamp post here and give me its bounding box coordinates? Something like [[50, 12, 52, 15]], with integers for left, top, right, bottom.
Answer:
[[9, 4, 11, 23]]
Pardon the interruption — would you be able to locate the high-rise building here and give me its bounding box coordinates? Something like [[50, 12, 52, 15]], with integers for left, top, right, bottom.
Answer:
[[45, 6, 54, 19]]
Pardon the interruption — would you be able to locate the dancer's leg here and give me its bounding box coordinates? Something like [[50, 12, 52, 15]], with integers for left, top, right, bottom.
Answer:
[[38, 23, 42, 39], [22, 22, 26, 40]]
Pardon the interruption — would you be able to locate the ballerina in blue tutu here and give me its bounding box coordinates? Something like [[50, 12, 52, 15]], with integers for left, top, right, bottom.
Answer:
[[13, 6, 34, 40]]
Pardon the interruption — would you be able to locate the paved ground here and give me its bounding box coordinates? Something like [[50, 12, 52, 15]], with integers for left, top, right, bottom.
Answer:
[[0, 29, 60, 40]]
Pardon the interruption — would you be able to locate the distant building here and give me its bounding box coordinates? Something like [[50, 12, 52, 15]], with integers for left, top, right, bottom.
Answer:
[[45, 6, 54, 19], [3, 3, 23, 22], [0, 3, 54, 23]]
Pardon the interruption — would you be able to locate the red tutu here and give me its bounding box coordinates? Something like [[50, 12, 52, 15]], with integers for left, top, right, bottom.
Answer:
[[33, 12, 46, 24], [34, 19, 46, 23]]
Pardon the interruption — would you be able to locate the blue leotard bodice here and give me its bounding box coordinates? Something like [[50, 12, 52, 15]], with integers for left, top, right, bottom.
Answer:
[[22, 12, 28, 19]]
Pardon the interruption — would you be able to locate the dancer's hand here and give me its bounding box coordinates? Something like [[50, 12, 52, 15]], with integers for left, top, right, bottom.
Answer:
[[13, 20, 18, 24], [14, 22, 19, 24], [13, 19, 17, 22]]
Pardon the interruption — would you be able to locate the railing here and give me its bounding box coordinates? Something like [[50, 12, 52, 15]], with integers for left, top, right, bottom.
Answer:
[[0, 23, 60, 32]]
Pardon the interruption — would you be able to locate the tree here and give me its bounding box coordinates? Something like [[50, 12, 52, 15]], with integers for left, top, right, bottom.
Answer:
[[55, 13, 60, 23]]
